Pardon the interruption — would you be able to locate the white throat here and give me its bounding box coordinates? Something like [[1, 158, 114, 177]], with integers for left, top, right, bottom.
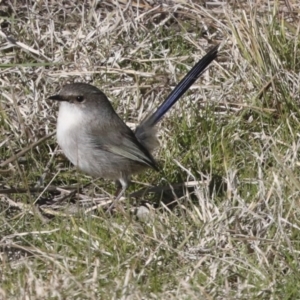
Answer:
[[57, 102, 85, 132]]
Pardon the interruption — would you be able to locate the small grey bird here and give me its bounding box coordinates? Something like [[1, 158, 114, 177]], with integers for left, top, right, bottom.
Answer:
[[49, 46, 218, 203]]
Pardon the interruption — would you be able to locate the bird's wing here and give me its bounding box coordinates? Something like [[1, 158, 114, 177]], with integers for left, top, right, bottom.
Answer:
[[88, 120, 158, 170]]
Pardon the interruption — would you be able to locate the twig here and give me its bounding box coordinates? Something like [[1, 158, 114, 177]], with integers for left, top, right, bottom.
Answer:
[[0, 185, 76, 194], [0, 133, 55, 168]]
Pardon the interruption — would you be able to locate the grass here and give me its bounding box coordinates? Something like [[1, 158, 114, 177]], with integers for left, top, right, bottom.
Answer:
[[1, 0, 300, 299]]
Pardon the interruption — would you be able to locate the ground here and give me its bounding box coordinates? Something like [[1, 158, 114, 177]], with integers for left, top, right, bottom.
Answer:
[[1, 0, 300, 299]]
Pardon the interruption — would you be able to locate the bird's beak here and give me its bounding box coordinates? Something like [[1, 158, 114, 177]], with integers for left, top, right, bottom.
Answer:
[[48, 95, 66, 101]]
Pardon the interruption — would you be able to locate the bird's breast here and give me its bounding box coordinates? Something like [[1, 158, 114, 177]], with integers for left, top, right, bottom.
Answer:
[[56, 103, 88, 167]]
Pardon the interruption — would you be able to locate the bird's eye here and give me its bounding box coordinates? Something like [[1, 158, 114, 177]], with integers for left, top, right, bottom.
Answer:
[[76, 96, 84, 102]]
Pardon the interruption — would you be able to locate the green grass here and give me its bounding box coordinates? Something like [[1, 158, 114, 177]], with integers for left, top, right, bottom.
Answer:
[[1, 1, 300, 299]]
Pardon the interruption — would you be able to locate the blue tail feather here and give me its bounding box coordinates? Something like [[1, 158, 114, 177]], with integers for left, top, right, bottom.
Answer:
[[138, 45, 218, 130]]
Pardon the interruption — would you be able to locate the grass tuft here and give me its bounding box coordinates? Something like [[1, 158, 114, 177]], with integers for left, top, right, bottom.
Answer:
[[1, 0, 300, 298]]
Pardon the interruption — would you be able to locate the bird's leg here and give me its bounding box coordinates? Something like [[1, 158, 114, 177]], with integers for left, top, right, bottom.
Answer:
[[106, 178, 129, 212], [114, 180, 123, 198]]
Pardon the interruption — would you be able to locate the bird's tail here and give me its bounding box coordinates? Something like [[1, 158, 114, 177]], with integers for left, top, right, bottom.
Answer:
[[135, 45, 218, 151]]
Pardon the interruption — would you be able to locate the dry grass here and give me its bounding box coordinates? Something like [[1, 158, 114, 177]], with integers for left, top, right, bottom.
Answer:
[[1, 0, 300, 299]]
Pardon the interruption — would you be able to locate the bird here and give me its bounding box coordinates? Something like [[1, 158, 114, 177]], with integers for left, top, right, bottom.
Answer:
[[48, 45, 218, 206]]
